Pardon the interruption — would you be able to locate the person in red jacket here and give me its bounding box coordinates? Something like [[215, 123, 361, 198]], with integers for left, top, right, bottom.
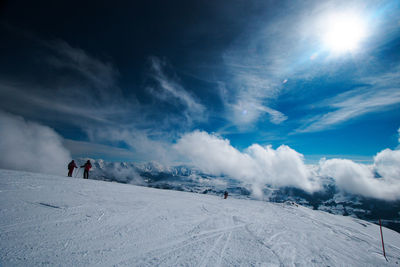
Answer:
[[67, 160, 78, 177], [80, 160, 92, 179]]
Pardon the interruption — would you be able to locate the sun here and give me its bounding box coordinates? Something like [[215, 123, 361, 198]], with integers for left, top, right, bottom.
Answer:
[[322, 13, 367, 53]]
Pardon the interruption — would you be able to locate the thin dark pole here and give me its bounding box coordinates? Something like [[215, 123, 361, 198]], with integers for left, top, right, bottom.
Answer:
[[379, 219, 387, 260]]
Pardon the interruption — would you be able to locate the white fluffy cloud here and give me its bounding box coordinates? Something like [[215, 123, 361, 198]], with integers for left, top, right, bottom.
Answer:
[[0, 111, 71, 175], [174, 130, 320, 197], [373, 148, 400, 183], [318, 134, 400, 201], [246, 144, 318, 192], [319, 156, 400, 201], [175, 130, 400, 201]]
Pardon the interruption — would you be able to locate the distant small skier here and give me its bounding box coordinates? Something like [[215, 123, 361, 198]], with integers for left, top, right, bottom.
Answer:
[[80, 160, 92, 179], [224, 191, 229, 199], [67, 160, 78, 177]]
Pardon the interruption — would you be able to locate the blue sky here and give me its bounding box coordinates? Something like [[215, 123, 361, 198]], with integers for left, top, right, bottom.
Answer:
[[0, 0, 399, 164]]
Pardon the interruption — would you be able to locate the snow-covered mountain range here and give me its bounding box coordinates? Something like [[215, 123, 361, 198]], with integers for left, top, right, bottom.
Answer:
[[76, 159, 400, 234]]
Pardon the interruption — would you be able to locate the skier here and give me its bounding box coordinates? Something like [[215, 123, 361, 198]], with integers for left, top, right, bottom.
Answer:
[[224, 191, 229, 199], [80, 160, 92, 179], [67, 160, 78, 177]]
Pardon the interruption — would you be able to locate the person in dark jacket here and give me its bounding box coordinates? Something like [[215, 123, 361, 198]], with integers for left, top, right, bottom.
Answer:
[[224, 191, 229, 199], [67, 160, 78, 177], [80, 160, 92, 179]]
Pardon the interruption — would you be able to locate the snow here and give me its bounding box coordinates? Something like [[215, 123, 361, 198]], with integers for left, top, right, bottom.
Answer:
[[1, 169, 400, 266]]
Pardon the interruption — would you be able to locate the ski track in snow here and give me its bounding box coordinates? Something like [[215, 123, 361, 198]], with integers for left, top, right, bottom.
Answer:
[[1, 169, 400, 266]]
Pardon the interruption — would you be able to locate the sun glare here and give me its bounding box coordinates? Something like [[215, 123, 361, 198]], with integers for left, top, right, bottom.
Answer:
[[323, 13, 367, 53]]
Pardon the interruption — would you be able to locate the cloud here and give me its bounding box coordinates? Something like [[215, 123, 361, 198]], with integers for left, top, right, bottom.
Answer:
[[89, 159, 145, 185], [218, 0, 328, 128], [319, 156, 400, 201], [174, 129, 400, 201], [148, 57, 206, 124], [219, 0, 400, 133], [0, 39, 132, 127], [228, 99, 287, 128], [0, 111, 71, 175], [174, 130, 320, 197], [0, 40, 202, 162], [256, 105, 287, 125], [63, 139, 134, 161], [0, 82, 122, 125], [297, 86, 400, 133], [373, 148, 400, 183], [86, 127, 177, 164], [316, 128, 400, 201], [288, 2, 400, 133], [219, 66, 287, 128], [44, 40, 119, 90]]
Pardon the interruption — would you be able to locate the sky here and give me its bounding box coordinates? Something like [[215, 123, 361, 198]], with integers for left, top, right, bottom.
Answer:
[[1, 0, 400, 199]]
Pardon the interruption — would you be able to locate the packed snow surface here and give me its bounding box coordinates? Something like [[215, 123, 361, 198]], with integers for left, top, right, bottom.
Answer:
[[1, 169, 400, 266]]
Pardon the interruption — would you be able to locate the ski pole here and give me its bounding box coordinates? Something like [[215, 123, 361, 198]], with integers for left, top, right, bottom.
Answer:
[[379, 219, 387, 261], [74, 168, 80, 178]]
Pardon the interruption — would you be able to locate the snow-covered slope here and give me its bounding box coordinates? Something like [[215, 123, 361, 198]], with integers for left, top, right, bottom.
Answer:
[[1, 169, 400, 266], [74, 159, 400, 235]]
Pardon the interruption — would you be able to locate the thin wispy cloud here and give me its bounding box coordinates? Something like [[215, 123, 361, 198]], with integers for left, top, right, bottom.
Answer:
[[0, 82, 120, 125], [0, 38, 134, 128], [44, 40, 119, 90], [218, 0, 325, 129], [86, 127, 178, 164], [62, 139, 134, 161], [228, 100, 287, 127], [148, 57, 206, 124], [219, 0, 399, 133], [221, 57, 287, 128], [297, 88, 400, 133], [296, 65, 400, 133], [0, 39, 207, 162]]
